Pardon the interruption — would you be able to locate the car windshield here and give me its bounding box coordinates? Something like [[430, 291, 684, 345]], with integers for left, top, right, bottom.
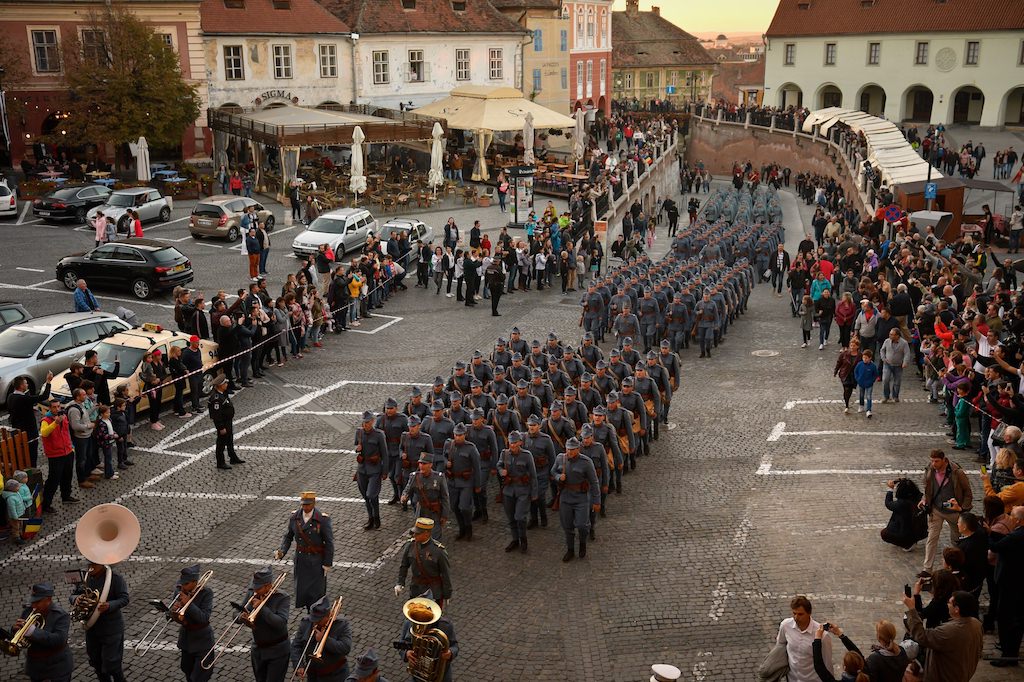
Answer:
[[152, 248, 185, 263], [0, 185, 10, 197], [0, 329, 46, 358], [88, 342, 147, 377], [52, 187, 81, 199], [308, 217, 346, 234], [106, 194, 136, 208]]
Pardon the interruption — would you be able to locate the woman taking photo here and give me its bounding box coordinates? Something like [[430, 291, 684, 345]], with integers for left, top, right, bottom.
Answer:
[[139, 350, 167, 431]]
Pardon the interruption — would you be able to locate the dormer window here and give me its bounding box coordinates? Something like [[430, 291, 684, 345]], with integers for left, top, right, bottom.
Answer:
[[797, 1, 811, 8], [224, 0, 244, 8], [401, 0, 416, 9], [452, 0, 466, 10], [272, 0, 290, 8]]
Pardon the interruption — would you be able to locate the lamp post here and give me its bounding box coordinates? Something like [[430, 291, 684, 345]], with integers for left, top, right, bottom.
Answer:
[[0, 66, 8, 165]]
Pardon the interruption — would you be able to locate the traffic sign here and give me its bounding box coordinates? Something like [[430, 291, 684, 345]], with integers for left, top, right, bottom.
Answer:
[[666, 85, 676, 95], [924, 182, 937, 200], [884, 204, 902, 223]]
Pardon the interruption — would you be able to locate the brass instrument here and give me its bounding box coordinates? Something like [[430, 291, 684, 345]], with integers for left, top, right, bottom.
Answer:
[[73, 504, 141, 630], [70, 584, 102, 624], [200, 572, 286, 670], [1, 610, 43, 657], [290, 596, 343, 682], [135, 570, 213, 656], [403, 597, 450, 682]]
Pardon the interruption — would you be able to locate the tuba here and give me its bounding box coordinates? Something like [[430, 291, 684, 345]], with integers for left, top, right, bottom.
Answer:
[[402, 597, 449, 682], [73, 504, 141, 630]]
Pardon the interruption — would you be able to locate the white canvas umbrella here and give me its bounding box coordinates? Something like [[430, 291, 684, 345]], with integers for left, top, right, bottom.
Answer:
[[471, 129, 492, 182], [427, 122, 445, 194], [349, 126, 367, 201], [522, 112, 535, 166], [135, 136, 151, 182], [572, 108, 586, 172]]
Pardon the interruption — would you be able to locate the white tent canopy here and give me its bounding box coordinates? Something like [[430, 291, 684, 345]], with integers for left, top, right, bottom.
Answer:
[[413, 85, 575, 132]]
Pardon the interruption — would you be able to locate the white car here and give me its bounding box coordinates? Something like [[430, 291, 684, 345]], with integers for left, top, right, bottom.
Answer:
[[86, 187, 171, 232], [291, 208, 378, 259], [0, 180, 16, 219]]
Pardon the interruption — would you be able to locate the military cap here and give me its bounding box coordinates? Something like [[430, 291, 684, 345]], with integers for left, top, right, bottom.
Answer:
[[472, 350, 482, 359], [384, 397, 398, 408], [596, 360, 609, 369], [309, 596, 333, 620], [551, 401, 563, 412], [449, 391, 462, 402], [178, 564, 202, 586], [531, 340, 541, 349], [661, 339, 671, 348], [644, 287, 652, 294], [527, 414, 542, 426], [580, 423, 594, 439], [593, 405, 608, 416], [470, 379, 483, 388], [496, 394, 509, 405], [213, 373, 228, 388], [635, 362, 646, 371], [647, 351, 659, 359], [512, 352, 523, 361], [623, 336, 634, 345], [471, 408, 485, 420], [582, 331, 594, 341], [673, 292, 682, 300], [622, 376, 635, 386], [510, 326, 521, 334], [408, 415, 422, 426], [516, 379, 529, 389], [410, 386, 423, 397], [453, 422, 467, 435], [607, 391, 621, 402], [547, 331, 558, 341], [565, 437, 581, 450], [581, 372, 594, 382], [651, 664, 682, 682], [300, 491, 317, 502], [250, 566, 273, 589], [564, 386, 577, 396], [496, 337, 507, 345], [609, 348, 620, 357], [563, 345, 574, 354], [353, 649, 380, 677], [29, 583, 54, 602], [531, 368, 543, 378], [413, 517, 435, 533], [417, 452, 433, 464], [454, 361, 466, 370], [431, 400, 445, 411], [361, 410, 375, 423], [509, 431, 523, 443], [494, 365, 506, 374], [433, 376, 444, 387]]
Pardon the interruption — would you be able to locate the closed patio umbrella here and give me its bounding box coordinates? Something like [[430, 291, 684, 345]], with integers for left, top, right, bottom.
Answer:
[[428, 122, 445, 193], [349, 125, 367, 201]]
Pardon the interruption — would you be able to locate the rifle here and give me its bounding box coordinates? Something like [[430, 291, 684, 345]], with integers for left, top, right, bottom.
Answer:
[[551, 454, 564, 511], [495, 449, 508, 504]]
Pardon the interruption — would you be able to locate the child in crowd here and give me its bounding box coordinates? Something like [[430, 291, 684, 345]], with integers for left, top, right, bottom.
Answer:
[[111, 399, 134, 469], [94, 404, 119, 480], [855, 349, 879, 418], [953, 383, 973, 450], [799, 294, 814, 348]]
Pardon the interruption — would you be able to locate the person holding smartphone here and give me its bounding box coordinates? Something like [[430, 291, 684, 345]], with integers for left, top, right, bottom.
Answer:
[[920, 449, 973, 574]]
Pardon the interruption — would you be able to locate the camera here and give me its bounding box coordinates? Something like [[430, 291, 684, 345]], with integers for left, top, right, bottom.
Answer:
[[822, 623, 831, 632]]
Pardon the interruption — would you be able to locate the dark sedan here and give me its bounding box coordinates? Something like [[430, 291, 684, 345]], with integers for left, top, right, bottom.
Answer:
[[56, 239, 194, 300], [33, 184, 113, 223]]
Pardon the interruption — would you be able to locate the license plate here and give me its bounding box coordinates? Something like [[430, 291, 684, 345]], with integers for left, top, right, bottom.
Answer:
[[37, 211, 50, 216], [171, 264, 186, 273]]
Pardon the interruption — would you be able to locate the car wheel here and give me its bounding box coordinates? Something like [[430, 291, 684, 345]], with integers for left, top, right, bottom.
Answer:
[[75, 207, 87, 223], [227, 226, 240, 242], [191, 232, 204, 240], [159, 206, 171, 222], [264, 216, 275, 232], [131, 278, 152, 299], [200, 370, 216, 397], [62, 270, 78, 290]]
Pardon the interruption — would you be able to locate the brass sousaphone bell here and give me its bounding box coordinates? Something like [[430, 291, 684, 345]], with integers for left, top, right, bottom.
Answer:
[[73, 504, 141, 629]]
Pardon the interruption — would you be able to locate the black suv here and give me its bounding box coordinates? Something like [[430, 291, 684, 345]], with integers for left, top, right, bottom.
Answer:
[[56, 238, 194, 299], [33, 184, 113, 223]]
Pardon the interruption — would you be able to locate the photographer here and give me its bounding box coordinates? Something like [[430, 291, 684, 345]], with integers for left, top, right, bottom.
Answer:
[[919, 449, 973, 574], [900, 590, 983, 681], [881, 478, 924, 551], [911, 569, 959, 628]]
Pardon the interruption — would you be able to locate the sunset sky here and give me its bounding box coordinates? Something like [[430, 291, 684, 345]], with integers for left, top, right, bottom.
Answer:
[[611, 0, 781, 37]]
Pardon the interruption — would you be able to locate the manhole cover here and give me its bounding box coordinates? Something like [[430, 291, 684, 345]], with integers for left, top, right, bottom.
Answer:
[[752, 350, 780, 357]]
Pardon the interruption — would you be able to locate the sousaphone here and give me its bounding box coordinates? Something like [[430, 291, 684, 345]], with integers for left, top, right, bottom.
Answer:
[[73, 504, 141, 630]]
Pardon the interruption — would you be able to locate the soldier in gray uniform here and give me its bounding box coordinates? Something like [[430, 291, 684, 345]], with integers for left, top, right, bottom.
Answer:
[[276, 492, 334, 610], [658, 340, 681, 394], [578, 373, 604, 412], [491, 338, 512, 370], [239, 566, 290, 682], [632, 363, 663, 442], [421, 401, 455, 468], [647, 349, 674, 427], [346, 648, 387, 682], [638, 287, 661, 353], [594, 360, 620, 397], [511, 380, 542, 425], [444, 423, 481, 541], [607, 348, 632, 384], [403, 386, 429, 421], [469, 351, 493, 388], [581, 283, 605, 341], [591, 405, 624, 495], [465, 380, 496, 419], [606, 392, 638, 471], [498, 430, 539, 552], [354, 411, 387, 530], [446, 392, 472, 426], [427, 376, 450, 409], [524, 416, 556, 527], [620, 377, 650, 458], [174, 564, 214, 682], [562, 386, 589, 428], [508, 353, 530, 385], [695, 291, 720, 358], [446, 361, 472, 396], [560, 346, 586, 386], [399, 416, 433, 510], [289, 595, 352, 682], [580, 424, 611, 529], [395, 518, 452, 606], [488, 393, 522, 451], [526, 340, 548, 371], [551, 438, 601, 562], [466, 408, 498, 522], [401, 452, 451, 540], [71, 561, 128, 682], [377, 398, 409, 506], [608, 286, 631, 336], [613, 305, 641, 348], [545, 359, 572, 396], [578, 332, 604, 374], [508, 326, 529, 357], [620, 337, 642, 369], [544, 331, 564, 361], [529, 368, 556, 415], [17, 583, 73, 682], [666, 293, 690, 353], [489, 365, 515, 399]]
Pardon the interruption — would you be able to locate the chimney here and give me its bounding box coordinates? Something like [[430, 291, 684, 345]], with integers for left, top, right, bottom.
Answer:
[[626, 0, 639, 17], [651, 6, 660, 16]]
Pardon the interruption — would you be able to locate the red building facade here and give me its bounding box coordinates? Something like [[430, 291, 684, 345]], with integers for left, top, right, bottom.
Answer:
[[565, 0, 612, 116]]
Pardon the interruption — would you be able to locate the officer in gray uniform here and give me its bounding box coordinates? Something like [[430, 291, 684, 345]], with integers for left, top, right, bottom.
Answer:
[[18, 583, 73, 682], [466, 408, 498, 522], [446, 361, 472, 396], [465, 380, 496, 419], [354, 411, 387, 530], [591, 405, 624, 495], [446, 392, 472, 426], [581, 283, 605, 341], [498, 431, 538, 552], [421, 401, 455, 468], [542, 407, 575, 502], [71, 562, 128, 682], [401, 452, 451, 540], [488, 393, 522, 450], [508, 326, 529, 357], [638, 287, 661, 353], [239, 566, 290, 682], [377, 398, 409, 506], [666, 293, 690, 353], [606, 392, 638, 471], [524, 416, 556, 527], [289, 595, 352, 682], [444, 423, 481, 541], [489, 365, 515, 399], [276, 492, 334, 610], [647, 350, 674, 427], [632, 363, 663, 442], [395, 518, 452, 606], [398, 415, 433, 509], [608, 286, 631, 336], [578, 374, 604, 413], [580, 424, 611, 529], [511, 380, 542, 425], [403, 386, 429, 421], [562, 386, 589, 428], [613, 305, 641, 348], [174, 564, 214, 682], [551, 438, 600, 562], [695, 291, 720, 358]]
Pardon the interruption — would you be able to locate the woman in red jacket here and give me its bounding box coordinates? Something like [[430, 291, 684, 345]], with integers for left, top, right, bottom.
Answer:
[[229, 170, 243, 196], [834, 291, 858, 348], [131, 210, 143, 238]]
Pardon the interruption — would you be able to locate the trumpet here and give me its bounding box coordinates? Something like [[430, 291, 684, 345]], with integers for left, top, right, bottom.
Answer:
[[291, 596, 343, 681], [135, 570, 213, 656], [1, 610, 43, 657], [200, 572, 286, 670]]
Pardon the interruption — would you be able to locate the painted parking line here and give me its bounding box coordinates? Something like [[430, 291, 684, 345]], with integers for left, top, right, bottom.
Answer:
[[738, 590, 892, 605], [754, 454, 982, 477], [16, 266, 45, 273], [766, 421, 945, 442], [134, 490, 365, 504], [16, 202, 31, 224], [0, 281, 175, 309], [349, 314, 403, 335], [783, 398, 928, 410], [233, 445, 356, 455], [291, 409, 363, 416]]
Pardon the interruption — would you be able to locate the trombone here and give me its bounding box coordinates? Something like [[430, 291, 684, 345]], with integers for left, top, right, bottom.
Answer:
[[135, 570, 213, 656], [0, 610, 43, 657], [291, 596, 343, 682], [200, 572, 286, 670]]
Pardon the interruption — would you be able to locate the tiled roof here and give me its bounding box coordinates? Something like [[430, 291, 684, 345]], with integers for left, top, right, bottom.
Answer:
[[319, 0, 527, 34], [488, 0, 561, 8], [767, 0, 1024, 37], [200, 0, 350, 34], [612, 10, 715, 68], [712, 59, 765, 102]]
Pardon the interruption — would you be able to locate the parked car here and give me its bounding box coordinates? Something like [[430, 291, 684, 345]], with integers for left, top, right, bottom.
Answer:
[[86, 187, 171, 232], [0, 312, 131, 406], [56, 239, 193, 300], [50, 323, 220, 411], [379, 218, 434, 260], [0, 303, 31, 333], [291, 208, 378, 259], [190, 195, 275, 242], [0, 179, 17, 220], [32, 184, 112, 223]]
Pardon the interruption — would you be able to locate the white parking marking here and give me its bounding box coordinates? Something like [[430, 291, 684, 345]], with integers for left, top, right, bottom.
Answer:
[[233, 445, 356, 455], [349, 314, 403, 335], [16, 267, 45, 273], [27, 279, 55, 288], [133, 491, 366, 504], [17, 202, 31, 224], [18, 553, 376, 570], [130, 447, 200, 459], [153, 235, 193, 243], [291, 410, 363, 416], [783, 398, 928, 410], [780, 429, 947, 438], [766, 422, 786, 442], [143, 215, 191, 230]]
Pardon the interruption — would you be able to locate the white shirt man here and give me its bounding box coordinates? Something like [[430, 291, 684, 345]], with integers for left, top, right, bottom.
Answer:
[[776, 597, 831, 682]]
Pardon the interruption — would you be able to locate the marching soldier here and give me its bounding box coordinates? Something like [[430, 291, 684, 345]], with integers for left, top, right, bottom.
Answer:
[[376, 399, 409, 507], [427, 377, 449, 409], [403, 386, 429, 421], [445, 392, 472, 426], [72, 562, 129, 682], [658, 340, 681, 393], [648, 349, 675, 427], [620, 337, 642, 369], [491, 338, 512, 370], [613, 305, 641, 348], [346, 648, 387, 682], [507, 326, 528, 357], [498, 431, 538, 552], [620, 377, 650, 458], [464, 381, 496, 420], [606, 392, 638, 471], [633, 363, 663, 442], [579, 424, 611, 529], [354, 412, 387, 530], [444, 423, 481, 541], [529, 369, 555, 415], [594, 360, 620, 397], [421, 401, 455, 468], [396, 590, 457, 682], [638, 287, 661, 354], [695, 291, 720, 358], [524, 416, 556, 527], [17, 583, 73, 682], [489, 365, 515, 400], [399, 416, 434, 511], [468, 351, 493, 388], [607, 348, 633, 384], [395, 519, 452, 607], [240, 567, 290, 682], [551, 438, 600, 562], [666, 292, 690, 353], [289, 596, 352, 681], [545, 359, 572, 396], [401, 453, 451, 539], [591, 405, 624, 494], [209, 374, 245, 470], [508, 353, 530, 385], [581, 283, 605, 342], [608, 286, 630, 336], [578, 373, 604, 412], [526, 340, 548, 371], [578, 332, 604, 374], [544, 331, 564, 361], [174, 565, 214, 682], [488, 394, 521, 451], [562, 386, 589, 428], [276, 492, 334, 611], [466, 408, 498, 522], [560, 346, 586, 386], [445, 362, 472, 396], [510, 380, 542, 425]]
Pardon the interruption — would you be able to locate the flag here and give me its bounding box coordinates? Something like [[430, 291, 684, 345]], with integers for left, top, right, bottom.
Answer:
[[21, 484, 43, 541]]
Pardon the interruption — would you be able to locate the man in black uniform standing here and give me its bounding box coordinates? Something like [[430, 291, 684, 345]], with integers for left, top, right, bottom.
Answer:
[[72, 562, 129, 682], [209, 374, 245, 470]]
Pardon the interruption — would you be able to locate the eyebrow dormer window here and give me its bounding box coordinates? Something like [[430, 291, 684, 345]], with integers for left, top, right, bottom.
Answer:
[[402, 0, 416, 9]]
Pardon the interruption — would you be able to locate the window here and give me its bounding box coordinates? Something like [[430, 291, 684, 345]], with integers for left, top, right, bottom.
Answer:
[[488, 48, 503, 80], [624, 72, 633, 89], [585, 60, 593, 98], [783, 43, 795, 65], [408, 49, 424, 82], [73, 323, 102, 347], [454, 48, 470, 81], [224, 0, 245, 8], [31, 29, 60, 73], [965, 40, 979, 65], [867, 42, 880, 65], [80, 29, 107, 65], [271, 0, 290, 8], [532, 68, 542, 93], [586, 9, 595, 48], [915, 41, 928, 65], [41, 330, 75, 356], [561, 67, 567, 90], [372, 50, 389, 84], [159, 33, 174, 49], [272, 44, 292, 78], [824, 42, 836, 65], [560, 29, 567, 52], [401, 0, 416, 8], [600, 9, 607, 47], [1020, 40, 1024, 65], [319, 44, 337, 78], [599, 59, 606, 96], [534, 29, 542, 52], [576, 61, 583, 98], [575, 8, 584, 49], [223, 45, 244, 80], [451, 0, 466, 9]]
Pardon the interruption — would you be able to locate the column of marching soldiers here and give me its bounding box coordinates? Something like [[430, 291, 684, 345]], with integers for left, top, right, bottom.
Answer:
[[10, 186, 784, 682]]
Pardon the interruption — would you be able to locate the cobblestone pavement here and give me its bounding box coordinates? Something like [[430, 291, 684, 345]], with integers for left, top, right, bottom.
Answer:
[[0, 183, 1017, 681]]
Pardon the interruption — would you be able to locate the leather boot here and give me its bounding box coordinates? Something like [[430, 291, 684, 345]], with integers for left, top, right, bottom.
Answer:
[[363, 514, 374, 531], [578, 538, 588, 558], [518, 522, 528, 552], [464, 523, 473, 541], [589, 527, 596, 541], [562, 547, 575, 562], [505, 539, 520, 552], [520, 535, 528, 553]]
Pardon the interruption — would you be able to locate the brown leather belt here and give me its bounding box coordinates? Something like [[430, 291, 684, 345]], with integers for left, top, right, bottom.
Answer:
[[356, 455, 381, 464], [297, 545, 324, 555], [453, 470, 473, 480], [564, 482, 590, 492]]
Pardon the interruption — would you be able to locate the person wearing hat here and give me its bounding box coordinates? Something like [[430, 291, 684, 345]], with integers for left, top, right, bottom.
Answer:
[[524, 415, 556, 523], [395, 589, 458, 682], [289, 595, 352, 681], [466, 408, 498, 522], [620, 336, 642, 371], [354, 412, 388, 530], [276, 493, 334, 610], [400, 453, 451, 539], [376, 399, 409, 508], [465, 381, 496, 420], [16, 582, 73, 682], [526, 340, 548, 371], [581, 283, 606, 343], [445, 392, 471, 427], [632, 363, 663, 442], [508, 327, 528, 357], [510, 380, 542, 426], [403, 387, 429, 422], [443, 423, 482, 541], [528, 369, 555, 415], [694, 290, 720, 358], [181, 334, 205, 415], [209, 373, 245, 470], [608, 285, 631, 335], [497, 431, 538, 552], [580, 424, 611, 528], [579, 332, 604, 374], [508, 352, 530, 385], [606, 392, 638, 471], [637, 287, 661, 354], [345, 647, 386, 682], [490, 365, 515, 400], [551, 437, 601, 562], [399, 416, 434, 511], [421, 402, 455, 467], [607, 348, 633, 385], [591, 405, 624, 494], [71, 561, 129, 682], [171, 564, 214, 682], [666, 292, 691, 353], [545, 359, 572, 397], [562, 387, 588, 430], [491, 339, 512, 372], [395, 518, 452, 606], [613, 305, 641, 350], [469, 352, 494, 388], [650, 663, 682, 682], [658, 340, 682, 393], [240, 566, 291, 682], [427, 376, 450, 409], [560, 347, 586, 387], [594, 361, 620, 398], [488, 393, 522, 451], [445, 362, 472, 397], [544, 332, 564, 361]]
